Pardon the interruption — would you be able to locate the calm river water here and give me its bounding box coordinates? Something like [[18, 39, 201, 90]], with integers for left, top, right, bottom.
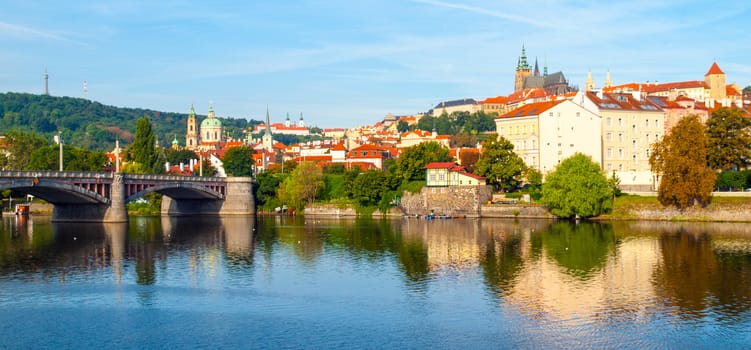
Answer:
[[1, 215, 750, 349]]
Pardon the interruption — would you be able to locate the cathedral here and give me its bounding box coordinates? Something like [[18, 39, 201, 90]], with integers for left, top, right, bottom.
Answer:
[[185, 103, 224, 151], [513, 45, 577, 95]]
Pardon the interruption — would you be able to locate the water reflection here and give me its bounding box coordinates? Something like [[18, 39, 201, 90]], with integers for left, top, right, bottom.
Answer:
[[1, 215, 751, 332]]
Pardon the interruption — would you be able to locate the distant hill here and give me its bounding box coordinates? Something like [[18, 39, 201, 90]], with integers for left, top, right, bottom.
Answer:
[[0, 92, 259, 151]]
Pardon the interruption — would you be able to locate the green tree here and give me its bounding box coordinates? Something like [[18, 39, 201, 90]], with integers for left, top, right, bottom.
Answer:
[[0, 130, 49, 170], [278, 161, 324, 210], [351, 169, 389, 206], [650, 115, 716, 209], [130, 116, 157, 173], [474, 134, 527, 192], [165, 148, 198, 165], [394, 141, 452, 181], [541, 153, 614, 219], [706, 108, 751, 171], [396, 120, 410, 133], [222, 146, 255, 176], [27, 145, 108, 171]]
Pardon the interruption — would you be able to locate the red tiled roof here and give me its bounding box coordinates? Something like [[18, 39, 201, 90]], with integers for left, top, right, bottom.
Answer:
[[481, 96, 508, 104], [331, 143, 347, 151], [424, 162, 457, 169], [642, 81, 708, 93], [587, 92, 662, 111], [498, 100, 565, 119], [705, 61, 725, 76], [460, 172, 486, 180]]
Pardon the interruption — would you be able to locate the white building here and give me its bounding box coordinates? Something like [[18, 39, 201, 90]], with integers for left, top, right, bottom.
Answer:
[[496, 99, 602, 175]]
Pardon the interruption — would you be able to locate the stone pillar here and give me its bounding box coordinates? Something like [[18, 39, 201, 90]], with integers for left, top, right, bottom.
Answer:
[[219, 177, 255, 215], [103, 173, 128, 222]]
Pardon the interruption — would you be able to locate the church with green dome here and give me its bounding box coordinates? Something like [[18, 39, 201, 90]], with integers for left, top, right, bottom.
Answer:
[[185, 103, 224, 151]]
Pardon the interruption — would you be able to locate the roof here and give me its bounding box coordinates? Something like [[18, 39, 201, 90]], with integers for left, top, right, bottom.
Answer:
[[424, 162, 458, 169], [433, 98, 478, 109], [498, 99, 565, 119], [705, 62, 725, 76], [506, 88, 550, 104], [586, 92, 662, 112], [201, 117, 222, 127], [481, 96, 508, 104], [331, 143, 347, 151], [642, 81, 708, 93]]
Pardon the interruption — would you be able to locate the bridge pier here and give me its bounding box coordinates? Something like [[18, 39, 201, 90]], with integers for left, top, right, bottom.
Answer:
[[161, 177, 255, 216]]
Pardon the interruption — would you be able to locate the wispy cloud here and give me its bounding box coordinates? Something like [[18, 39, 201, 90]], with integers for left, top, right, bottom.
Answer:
[[410, 0, 555, 28], [0, 21, 89, 46]]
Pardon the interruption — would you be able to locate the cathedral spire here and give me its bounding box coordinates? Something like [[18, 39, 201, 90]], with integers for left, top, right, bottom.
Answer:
[[585, 69, 594, 91], [543, 56, 548, 77], [534, 57, 540, 77], [604, 70, 612, 88], [519, 45, 530, 70], [265, 106, 271, 134]]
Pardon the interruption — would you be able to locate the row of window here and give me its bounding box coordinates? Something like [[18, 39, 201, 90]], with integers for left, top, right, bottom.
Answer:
[[606, 148, 651, 159], [605, 132, 661, 143], [606, 117, 663, 128], [498, 124, 537, 136]]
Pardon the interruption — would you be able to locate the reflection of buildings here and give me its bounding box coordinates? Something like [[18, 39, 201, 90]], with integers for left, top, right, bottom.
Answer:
[[504, 237, 661, 320]]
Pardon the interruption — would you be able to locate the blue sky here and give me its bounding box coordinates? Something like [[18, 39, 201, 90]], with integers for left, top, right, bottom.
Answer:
[[2, 0, 749, 128]]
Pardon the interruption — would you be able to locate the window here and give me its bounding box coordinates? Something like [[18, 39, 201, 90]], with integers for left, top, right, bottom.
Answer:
[[633, 154, 637, 164], [607, 117, 612, 126], [607, 148, 613, 157], [619, 148, 624, 159], [531, 125, 536, 134], [646, 134, 650, 142], [619, 164, 623, 171], [531, 140, 536, 149], [523, 125, 527, 134], [549, 112, 554, 117], [655, 119, 659, 128], [430, 174, 436, 181], [618, 133, 623, 142], [576, 112, 581, 117], [607, 163, 612, 171], [618, 118, 623, 127], [646, 149, 650, 158], [607, 132, 612, 141], [522, 140, 527, 150], [645, 119, 649, 127], [499, 126, 504, 135], [438, 174, 445, 181]]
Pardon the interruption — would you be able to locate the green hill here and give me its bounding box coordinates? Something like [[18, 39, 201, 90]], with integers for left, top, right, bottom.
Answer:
[[0, 92, 257, 151]]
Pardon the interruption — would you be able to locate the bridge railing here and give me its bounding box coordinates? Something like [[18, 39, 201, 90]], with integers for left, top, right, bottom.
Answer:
[[0, 171, 227, 183], [0, 171, 112, 178]]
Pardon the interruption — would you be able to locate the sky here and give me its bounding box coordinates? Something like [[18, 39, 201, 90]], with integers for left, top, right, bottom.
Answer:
[[1, 0, 750, 128]]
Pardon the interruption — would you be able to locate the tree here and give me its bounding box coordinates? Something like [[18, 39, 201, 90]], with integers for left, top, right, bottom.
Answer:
[[541, 153, 614, 219], [474, 134, 527, 192], [351, 169, 389, 206], [650, 115, 716, 209], [130, 116, 157, 173], [706, 108, 751, 171], [278, 161, 324, 210], [0, 130, 49, 170], [27, 145, 108, 171], [393, 141, 452, 181], [396, 120, 410, 133], [222, 146, 255, 176]]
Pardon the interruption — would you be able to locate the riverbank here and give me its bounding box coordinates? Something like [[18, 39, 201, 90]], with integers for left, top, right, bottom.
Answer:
[[306, 194, 751, 222]]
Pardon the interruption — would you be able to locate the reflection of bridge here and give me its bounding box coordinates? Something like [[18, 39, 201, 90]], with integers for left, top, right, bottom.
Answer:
[[0, 171, 254, 222]]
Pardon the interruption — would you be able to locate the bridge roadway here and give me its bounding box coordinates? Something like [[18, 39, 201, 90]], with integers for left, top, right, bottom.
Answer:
[[0, 171, 255, 222]]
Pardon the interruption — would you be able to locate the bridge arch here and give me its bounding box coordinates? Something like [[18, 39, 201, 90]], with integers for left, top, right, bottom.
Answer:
[[0, 179, 109, 204], [126, 182, 224, 203]]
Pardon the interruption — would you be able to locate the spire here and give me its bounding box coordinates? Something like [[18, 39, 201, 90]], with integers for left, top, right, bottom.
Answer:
[[265, 106, 271, 134], [207, 101, 215, 119], [519, 45, 530, 70], [44, 68, 49, 95], [604, 70, 612, 88], [543, 56, 548, 77], [585, 69, 594, 91], [534, 57, 540, 77], [189, 104, 196, 117]]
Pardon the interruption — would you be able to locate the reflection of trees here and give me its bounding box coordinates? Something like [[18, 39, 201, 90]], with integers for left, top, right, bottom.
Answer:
[[479, 233, 524, 296], [654, 230, 751, 318], [540, 221, 616, 279]]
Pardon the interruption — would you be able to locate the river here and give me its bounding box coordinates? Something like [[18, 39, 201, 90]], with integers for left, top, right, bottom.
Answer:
[[1, 215, 750, 349]]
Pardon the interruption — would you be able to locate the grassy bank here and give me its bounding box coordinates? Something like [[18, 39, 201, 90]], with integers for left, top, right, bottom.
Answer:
[[600, 194, 751, 222]]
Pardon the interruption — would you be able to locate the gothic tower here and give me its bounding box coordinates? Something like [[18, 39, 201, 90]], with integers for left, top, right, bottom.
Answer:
[[604, 70, 612, 89], [186, 104, 198, 150], [704, 61, 726, 101], [585, 70, 594, 91], [514, 45, 532, 92], [262, 107, 273, 152]]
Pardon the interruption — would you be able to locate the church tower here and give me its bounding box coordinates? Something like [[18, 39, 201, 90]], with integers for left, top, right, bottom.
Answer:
[[186, 104, 198, 150], [604, 70, 612, 89], [585, 70, 594, 91], [514, 45, 532, 92], [262, 107, 273, 152], [704, 61, 726, 102]]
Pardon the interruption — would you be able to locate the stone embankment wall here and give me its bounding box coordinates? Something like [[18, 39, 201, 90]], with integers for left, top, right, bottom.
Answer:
[[608, 205, 751, 222], [480, 204, 553, 218], [400, 186, 493, 217], [304, 204, 358, 217]]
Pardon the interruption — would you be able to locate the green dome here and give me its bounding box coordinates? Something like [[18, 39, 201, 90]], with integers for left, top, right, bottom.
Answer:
[[201, 117, 222, 128]]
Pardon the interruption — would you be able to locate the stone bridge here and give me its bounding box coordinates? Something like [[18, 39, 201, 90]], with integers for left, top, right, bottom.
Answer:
[[0, 171, 254, 222]]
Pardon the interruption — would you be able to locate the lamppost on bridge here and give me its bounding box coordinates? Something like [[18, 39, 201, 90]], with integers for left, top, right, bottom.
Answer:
[[54, 132, 63, 171]]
